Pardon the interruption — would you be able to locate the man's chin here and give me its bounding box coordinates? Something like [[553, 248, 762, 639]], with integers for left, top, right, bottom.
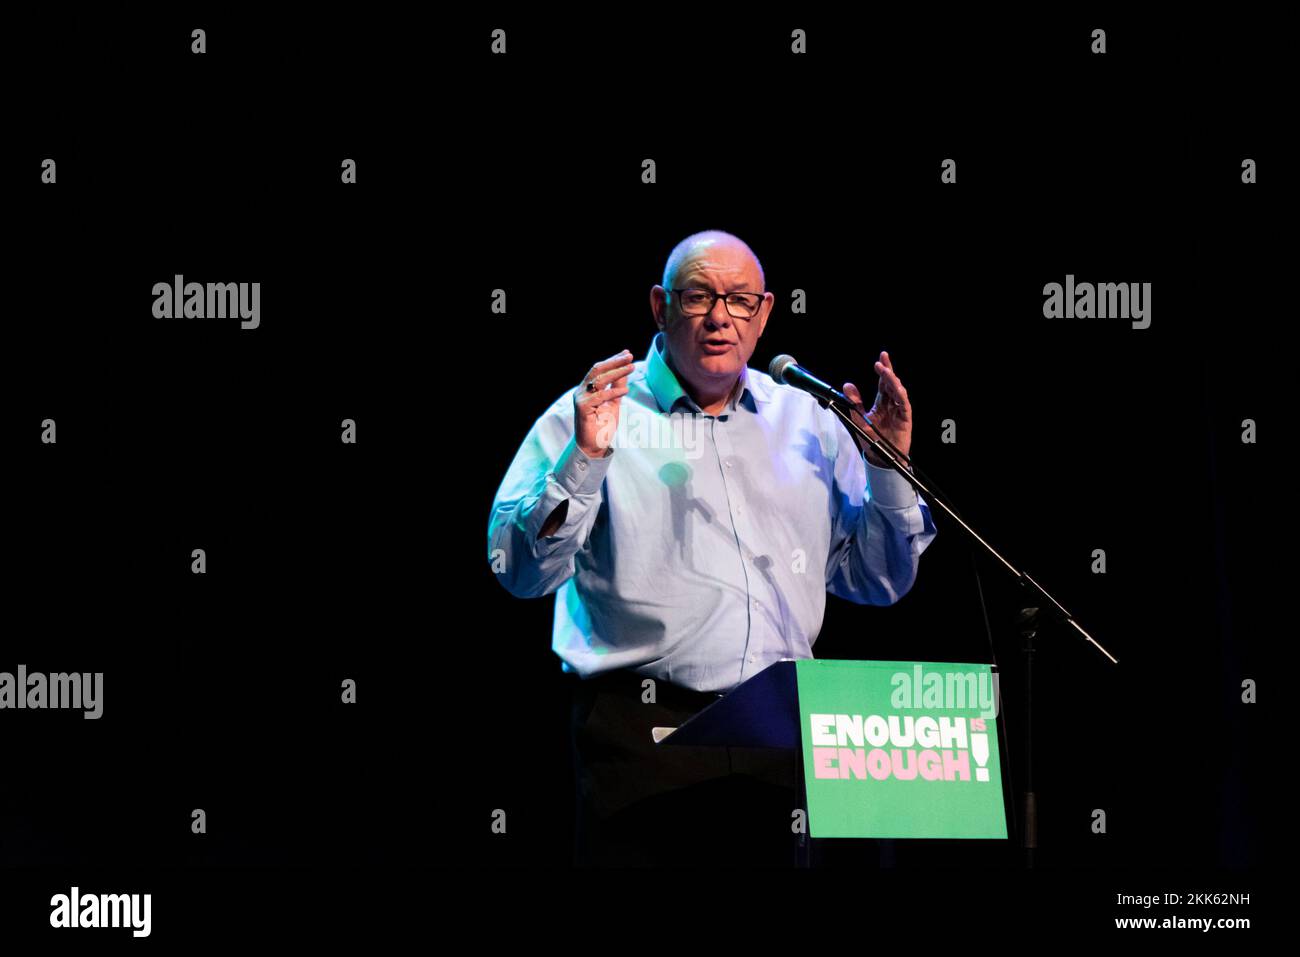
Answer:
[[693, 353, 741, 374]]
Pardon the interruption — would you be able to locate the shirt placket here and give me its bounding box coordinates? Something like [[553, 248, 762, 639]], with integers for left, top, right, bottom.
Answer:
[[709, 411, 761, 687]]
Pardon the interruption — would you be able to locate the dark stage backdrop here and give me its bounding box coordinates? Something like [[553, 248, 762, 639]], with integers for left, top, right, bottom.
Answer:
[[4, 9, 1270, 942]]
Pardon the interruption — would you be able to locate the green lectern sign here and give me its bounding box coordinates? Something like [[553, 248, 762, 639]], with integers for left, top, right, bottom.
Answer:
[[795, 659, 1008, 839]]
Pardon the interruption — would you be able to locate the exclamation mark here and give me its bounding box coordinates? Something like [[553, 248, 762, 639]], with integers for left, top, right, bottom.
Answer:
[[971, 732, 990, 782]]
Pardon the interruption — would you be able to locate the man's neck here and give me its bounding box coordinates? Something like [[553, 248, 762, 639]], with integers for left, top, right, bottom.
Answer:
[[702, 376, 743, 415], [665, 348, 741, 415]]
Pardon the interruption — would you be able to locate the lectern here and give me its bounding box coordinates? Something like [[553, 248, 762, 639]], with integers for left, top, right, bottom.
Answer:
[[655, 658, 1010, 866]]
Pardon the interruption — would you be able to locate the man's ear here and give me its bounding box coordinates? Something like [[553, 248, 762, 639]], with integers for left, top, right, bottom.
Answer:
[[650, 285, 668, 330], [757, 293, 774, 337]]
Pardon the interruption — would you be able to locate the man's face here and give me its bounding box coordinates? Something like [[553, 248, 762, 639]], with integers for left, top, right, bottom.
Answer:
[[652, 242, 772, 396]]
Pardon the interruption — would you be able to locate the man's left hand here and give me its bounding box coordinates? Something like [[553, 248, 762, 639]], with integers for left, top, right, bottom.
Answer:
[[843, 350, 912, 469]]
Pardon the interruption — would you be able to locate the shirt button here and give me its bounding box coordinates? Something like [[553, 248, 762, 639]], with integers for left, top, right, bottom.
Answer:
[[577, 461, 587, 471], [726, 461, 733, 469], [748, 654, 756, 663]]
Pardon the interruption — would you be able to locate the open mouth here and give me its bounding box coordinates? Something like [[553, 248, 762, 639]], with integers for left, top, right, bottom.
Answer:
[[701, 339, 734, 352]]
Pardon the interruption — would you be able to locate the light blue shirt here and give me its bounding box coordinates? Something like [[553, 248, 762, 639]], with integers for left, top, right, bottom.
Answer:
[[488, 332, 938, 694]]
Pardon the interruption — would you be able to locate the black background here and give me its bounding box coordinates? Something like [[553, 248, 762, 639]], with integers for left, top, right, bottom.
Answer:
[[3, 9, 1271, 942]]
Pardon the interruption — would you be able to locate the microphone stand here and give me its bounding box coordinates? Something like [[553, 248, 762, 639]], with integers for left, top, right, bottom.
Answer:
[[819, 394, 1119, 868], [820, 395, 1117, 665]]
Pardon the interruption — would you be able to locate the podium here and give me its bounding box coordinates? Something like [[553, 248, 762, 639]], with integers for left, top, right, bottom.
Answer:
[[655, 658, 1009, 866]]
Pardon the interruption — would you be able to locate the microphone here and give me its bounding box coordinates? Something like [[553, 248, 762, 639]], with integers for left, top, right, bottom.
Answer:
[[769, 353, 913, 469], [768, 354, 851, 406]]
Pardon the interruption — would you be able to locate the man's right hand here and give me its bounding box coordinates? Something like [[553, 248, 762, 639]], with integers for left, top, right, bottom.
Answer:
[[574, 349, 634, 459]]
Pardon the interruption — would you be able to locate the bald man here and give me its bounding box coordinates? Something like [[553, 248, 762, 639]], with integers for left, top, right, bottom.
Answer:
[[488, 230, 937, 866]]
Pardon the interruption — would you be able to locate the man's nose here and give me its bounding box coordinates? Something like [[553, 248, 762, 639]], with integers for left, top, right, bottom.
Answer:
[[705, 301, 732, 327]]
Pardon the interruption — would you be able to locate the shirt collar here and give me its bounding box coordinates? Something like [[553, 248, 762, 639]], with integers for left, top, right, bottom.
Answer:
[[644, 331, 771, 414]]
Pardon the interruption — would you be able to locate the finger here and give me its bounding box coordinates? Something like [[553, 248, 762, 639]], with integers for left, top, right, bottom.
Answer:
[[580, 381, 630, 404], [583, 355, 634, 392], [874, 361, 908, 403], [588, 350, 634, 378], [580, 383, 630, 409], [877, 354, 910, 409], [588, 362, 635, 389], [843, 382, 865, 409]]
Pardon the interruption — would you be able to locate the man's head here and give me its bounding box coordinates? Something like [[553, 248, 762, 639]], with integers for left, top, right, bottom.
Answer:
[[650, 230, 773, 405]]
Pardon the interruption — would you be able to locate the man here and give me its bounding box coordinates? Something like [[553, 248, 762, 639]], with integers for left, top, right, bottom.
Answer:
[[488, 230, 937, 865]]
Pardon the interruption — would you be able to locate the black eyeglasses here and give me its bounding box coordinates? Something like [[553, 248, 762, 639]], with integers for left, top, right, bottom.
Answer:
[[672, 287, 767, 319]]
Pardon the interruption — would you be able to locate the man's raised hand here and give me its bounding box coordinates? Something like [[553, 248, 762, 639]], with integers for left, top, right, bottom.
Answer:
[[574, 349, 635, 458]]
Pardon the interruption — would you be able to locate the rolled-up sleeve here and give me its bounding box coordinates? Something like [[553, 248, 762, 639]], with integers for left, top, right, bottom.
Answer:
[[487, 396, 613, 598], [824, 417, 937, 605]]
